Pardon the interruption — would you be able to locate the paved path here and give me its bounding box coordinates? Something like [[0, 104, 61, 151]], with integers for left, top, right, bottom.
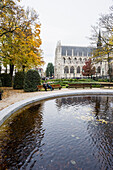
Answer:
[[0, 88, 70, 111]]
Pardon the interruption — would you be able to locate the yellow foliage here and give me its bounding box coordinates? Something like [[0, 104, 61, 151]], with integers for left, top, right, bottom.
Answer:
[[0, 1, 44, 71]]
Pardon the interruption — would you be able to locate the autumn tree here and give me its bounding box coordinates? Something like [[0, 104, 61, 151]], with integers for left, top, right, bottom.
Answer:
[[46, 63, 54, 77], [0, 0, 22, 37], [0, 1, 44, 79], [82, 59, 95, 78], [90, 6, 113, 81]]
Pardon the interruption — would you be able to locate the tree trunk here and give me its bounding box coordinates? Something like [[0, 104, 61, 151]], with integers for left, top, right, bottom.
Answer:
[[108, 53, 112, 82], [0, 65, 1, 74], [5, 66, 7, 73], [10, 64, 14, 79], [22, 65, 26, 72]]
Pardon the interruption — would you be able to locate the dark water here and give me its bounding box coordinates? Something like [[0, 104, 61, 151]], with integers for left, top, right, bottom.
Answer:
[[0, 96, 113, 170]]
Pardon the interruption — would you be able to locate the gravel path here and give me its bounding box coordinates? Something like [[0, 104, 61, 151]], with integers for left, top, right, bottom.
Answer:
[[1, 88, 112, 111], [0, 88, 70, 111]]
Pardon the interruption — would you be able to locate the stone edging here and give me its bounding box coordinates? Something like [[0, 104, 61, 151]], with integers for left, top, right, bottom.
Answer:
[[0, 89, 113, 126]]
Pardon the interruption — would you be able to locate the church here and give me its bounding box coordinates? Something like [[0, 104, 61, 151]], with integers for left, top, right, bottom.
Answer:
[[54, 41, 108, 79]]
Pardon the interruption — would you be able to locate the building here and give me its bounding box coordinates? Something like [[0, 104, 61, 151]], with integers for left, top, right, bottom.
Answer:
[[54, 41, 108, 79], [35, 67, 45, 77]]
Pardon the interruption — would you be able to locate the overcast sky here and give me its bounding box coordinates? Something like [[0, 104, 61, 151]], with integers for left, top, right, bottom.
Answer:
[[20, 0, 113, 70]]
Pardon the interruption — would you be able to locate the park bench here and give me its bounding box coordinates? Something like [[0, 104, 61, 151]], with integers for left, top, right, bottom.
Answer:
[[51, 84, 62, 90], [37, 85, 43, 91], [99, 82, 113, 88], [68, 83, 92, 89], [37, 84, 62, 91]]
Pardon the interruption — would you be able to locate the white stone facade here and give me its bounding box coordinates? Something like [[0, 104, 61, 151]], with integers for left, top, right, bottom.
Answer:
[[54, 41, 108, 79]]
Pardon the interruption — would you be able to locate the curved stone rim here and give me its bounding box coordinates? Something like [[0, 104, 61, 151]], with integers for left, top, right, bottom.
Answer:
[[0, 89, 113, 126]]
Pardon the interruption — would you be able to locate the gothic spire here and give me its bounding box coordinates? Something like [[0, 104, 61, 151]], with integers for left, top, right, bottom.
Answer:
[[97, 29, 102, 47]]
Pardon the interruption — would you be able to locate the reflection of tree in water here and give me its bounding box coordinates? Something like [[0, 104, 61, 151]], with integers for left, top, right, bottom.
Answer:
[[55, 96, 92, 109], [56, 96, 113, 169], [87, 96, 113, 169], [93, 96, 113, 121], [0, 103, 45, 169]]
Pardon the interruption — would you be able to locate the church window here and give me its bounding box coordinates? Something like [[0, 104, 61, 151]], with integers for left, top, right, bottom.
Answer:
[[74, 58, 77, 63], [77, 66, 80, 73], [68, 57, 71, 64], [63, 58, 66, 64], [97, 66, 101, 73], [70, 66, 74, 73], [64, 66, 69, 73], [83, 58, 87, 62]]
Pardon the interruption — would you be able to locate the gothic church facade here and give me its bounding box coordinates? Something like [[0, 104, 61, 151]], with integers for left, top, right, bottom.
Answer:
[[54, 41, 108, 79]]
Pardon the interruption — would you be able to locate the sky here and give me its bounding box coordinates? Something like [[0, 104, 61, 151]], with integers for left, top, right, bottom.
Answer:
[[20, 0, 113, 70]]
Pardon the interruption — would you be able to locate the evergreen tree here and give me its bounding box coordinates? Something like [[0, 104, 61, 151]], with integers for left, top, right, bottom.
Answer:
[[46, 63, 54, 77], [24, 69, 40, 92]]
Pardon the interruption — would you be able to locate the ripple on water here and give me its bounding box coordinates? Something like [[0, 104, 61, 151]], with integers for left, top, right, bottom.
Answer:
[[0, 95, 113, 170]]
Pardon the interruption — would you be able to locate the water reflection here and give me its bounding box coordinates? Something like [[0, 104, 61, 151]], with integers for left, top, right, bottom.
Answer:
[[0, 103, 45, 169], [56, 96, 113, 169], [0, 96, 113, 170]]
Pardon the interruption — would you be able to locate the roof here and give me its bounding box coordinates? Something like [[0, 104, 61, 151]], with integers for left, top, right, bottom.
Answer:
[[61, 45, 93, 56]]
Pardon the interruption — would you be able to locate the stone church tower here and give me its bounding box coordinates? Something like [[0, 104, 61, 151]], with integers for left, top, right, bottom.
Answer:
[[54, 41, 108, 79]]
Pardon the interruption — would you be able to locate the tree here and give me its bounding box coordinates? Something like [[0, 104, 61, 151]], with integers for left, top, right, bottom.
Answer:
[[13, 71, 25, 89], [46, 63, 54, 77], [0, 2, 44, 80], [82, 59, 95, 78], [24, 69, 40, 92], [90, 6, 113, 81], [0, 0, 23, 37]]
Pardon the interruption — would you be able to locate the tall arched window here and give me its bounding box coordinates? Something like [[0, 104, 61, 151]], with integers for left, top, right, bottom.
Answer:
[[74, 57, 77, 63], [79, 58, 82, 62], [63, 57, 66, 64], [70, 66, 74, 73], [68, 57, 71, 64], [97, 66, 101, 73], [77, 66, 80, 73], [64, 66, 69, 73]]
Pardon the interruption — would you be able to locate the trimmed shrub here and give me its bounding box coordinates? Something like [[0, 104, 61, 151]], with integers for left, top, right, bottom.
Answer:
[[0, 79, 2, 87], [13, 72, 25, 89], [0, 73, 12, 87], [92, 84, 101, 88], [24, 69, 40, 92], [98, 79, 109, 82]]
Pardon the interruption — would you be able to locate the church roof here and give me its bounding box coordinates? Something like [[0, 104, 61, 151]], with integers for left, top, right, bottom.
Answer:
[[61, 45, 93, 56]]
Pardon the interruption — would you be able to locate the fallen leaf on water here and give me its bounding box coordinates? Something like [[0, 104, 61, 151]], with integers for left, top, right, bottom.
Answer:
[[70, 160, 76, 165], [97, 119, 108, 124]]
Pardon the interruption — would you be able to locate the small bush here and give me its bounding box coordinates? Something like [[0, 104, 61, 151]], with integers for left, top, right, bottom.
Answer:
[[0, 73, 12, 87], [13, 72, 25, 89], [24, 69, 40, 92], [92, 84, 101, 88], [78, 79, 95, 82]]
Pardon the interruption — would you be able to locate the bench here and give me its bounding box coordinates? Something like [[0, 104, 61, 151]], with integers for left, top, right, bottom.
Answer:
[[37, 85, 43, 91], [37, 84, 62, 91], [68, 83, 92, 89], [99, 82, 113, 88], [51, 84, 62, 90]]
